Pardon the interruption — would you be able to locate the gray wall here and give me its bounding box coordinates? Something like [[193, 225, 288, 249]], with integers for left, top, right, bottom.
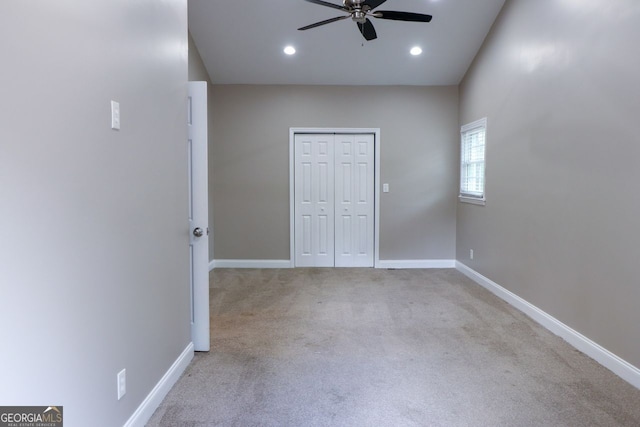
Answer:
[[0, 2, 190, 426], [189, 32, 212, 82], [458, 0, 640, 367], [210, 85, 459, 261]]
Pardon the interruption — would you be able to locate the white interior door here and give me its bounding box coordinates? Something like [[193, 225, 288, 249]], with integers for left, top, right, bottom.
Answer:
[[295, 134, 335, 267], [188, 81, 210, 352], [335, 134, 375, 267], [294, 133, 374, 267]]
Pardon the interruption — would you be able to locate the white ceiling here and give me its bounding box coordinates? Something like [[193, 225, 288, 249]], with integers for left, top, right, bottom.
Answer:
[[188, 0, 506, 86]]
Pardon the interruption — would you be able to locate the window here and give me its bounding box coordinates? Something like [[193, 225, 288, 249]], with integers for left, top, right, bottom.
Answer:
[[460, 118, 487, 205]]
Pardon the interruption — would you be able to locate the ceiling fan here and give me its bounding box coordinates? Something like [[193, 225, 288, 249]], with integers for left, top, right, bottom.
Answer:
[[298, 0, 433, 41]]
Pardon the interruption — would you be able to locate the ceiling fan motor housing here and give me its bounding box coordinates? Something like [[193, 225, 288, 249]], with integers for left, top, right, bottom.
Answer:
[[343, 0, 365, 8], [344, 0, 370, 23]]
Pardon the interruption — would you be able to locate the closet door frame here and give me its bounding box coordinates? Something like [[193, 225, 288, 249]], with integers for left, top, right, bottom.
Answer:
[[289, 127, 381, 268]]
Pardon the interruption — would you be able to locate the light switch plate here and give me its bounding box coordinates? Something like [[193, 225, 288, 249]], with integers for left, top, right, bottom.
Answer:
[[383, 183, 389, 193], [111, 100, 120, 130], [117, 369, 126, 400]]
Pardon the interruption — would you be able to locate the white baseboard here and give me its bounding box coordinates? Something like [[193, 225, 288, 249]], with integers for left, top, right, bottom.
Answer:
[[123, 342, 194, 427], [456, 261, 640, 390], [377, 259, 456, 269], [211, 259, 294, 269], [210, 259, 456, 269]]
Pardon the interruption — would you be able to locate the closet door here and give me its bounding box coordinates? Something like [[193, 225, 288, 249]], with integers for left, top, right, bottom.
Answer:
[[294, 134, 335, 267], [335, 134, 375, 267], [294, 133, 375, 268]]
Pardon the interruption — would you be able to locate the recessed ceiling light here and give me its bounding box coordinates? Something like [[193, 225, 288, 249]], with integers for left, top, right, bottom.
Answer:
[[284, 46, 296, 55], [410, 46, 423, 56]]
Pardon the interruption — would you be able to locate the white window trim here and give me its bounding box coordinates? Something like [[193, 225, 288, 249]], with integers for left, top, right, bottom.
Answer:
[[459, 194, 486, 205], [459, 117, 487, 206]]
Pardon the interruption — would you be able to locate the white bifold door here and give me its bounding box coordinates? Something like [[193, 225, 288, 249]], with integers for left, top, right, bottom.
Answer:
[[294, 134, 374, 267]]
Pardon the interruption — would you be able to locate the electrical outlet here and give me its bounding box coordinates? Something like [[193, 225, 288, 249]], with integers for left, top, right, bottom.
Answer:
[[117, 369, 126, 400], [470, 249, 474, 260]]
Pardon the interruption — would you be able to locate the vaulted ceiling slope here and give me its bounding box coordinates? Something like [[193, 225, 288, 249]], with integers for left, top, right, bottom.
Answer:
[[188, 0, 506, 86]]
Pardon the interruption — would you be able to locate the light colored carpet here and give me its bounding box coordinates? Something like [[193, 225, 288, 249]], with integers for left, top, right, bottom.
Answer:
[[147, 268, 640, 426]]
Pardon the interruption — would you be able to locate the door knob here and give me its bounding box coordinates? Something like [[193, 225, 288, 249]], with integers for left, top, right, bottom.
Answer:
[[193, 227, 204, 237]]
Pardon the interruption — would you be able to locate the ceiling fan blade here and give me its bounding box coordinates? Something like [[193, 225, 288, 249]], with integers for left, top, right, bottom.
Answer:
[[357, 19, 378, 41], [298, 15, 350, 31], [374, 10, 433, 22], [363, 0, 388, 10], [302, 0, 349, 12]]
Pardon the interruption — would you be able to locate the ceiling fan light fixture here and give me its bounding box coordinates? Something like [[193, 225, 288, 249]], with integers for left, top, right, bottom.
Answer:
[[410, 46, 423, 56], [284, 46, 296, 55]]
